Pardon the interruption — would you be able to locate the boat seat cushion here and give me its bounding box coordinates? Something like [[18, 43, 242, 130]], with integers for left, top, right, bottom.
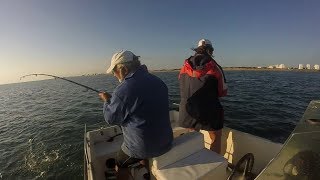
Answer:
[[152, 148, 228, 180], [151, 131, 228, 180], [151, 131, 204, 169]]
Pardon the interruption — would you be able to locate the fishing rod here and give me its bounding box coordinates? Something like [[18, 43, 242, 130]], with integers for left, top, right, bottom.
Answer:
[[20, 73, 102, 93]]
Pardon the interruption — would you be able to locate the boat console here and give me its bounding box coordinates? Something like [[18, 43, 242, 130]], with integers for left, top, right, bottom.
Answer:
[[255, 100, 320, 179]]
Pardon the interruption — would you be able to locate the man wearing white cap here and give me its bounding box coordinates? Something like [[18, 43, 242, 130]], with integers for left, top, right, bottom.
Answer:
[[99, 50, 173, 179], [178, 39, 227, 154]]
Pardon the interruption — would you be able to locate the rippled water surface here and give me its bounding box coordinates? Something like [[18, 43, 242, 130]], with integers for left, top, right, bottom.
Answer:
[[1, 70, 320, 179]]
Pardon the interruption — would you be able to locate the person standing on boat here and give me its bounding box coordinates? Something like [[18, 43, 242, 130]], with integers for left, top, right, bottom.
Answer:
[[178, 39, 227, 154], [99, 50, 173, 179]]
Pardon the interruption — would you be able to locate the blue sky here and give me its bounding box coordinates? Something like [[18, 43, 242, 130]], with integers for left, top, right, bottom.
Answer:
[[0, 0, 319, 84]]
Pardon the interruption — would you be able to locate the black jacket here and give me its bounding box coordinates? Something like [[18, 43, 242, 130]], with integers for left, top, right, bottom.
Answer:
[[179, 54, 225, 131]]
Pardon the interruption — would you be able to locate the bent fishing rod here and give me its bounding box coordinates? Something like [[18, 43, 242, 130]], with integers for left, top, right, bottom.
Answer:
[[20, 73, 104, 94]]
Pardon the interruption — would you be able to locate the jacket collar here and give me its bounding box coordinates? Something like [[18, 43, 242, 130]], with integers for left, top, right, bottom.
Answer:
[[124, 65, 147, 80]]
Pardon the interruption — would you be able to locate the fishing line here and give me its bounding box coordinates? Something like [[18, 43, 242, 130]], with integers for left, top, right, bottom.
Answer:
[[20, 73, 104, 94]]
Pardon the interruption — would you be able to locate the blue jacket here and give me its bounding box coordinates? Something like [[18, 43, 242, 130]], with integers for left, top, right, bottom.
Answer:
[[103, 65, 173, 159]]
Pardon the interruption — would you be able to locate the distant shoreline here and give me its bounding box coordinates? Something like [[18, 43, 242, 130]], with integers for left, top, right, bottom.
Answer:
[[151, 67, 320, 72], [1, 68, 318, 86], [223, 67, 320, 72]]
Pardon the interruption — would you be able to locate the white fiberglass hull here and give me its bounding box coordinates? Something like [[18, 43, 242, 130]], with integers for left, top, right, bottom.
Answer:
[[84, 110, 283, 180]]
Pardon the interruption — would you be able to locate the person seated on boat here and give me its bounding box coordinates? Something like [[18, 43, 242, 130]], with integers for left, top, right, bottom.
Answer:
[[178, 39, 227, 154], [99, 50, 173, 179]]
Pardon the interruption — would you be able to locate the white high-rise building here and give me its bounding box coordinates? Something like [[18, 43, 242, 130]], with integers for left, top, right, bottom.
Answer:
[[298, 64, 304, 69], [277, 64, 286, 69], [306, 64, 311, 69], [314, 64, 320, 70]]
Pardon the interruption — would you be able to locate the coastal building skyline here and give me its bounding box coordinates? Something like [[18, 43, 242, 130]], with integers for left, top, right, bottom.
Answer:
[[299, 64, 304, 70], [267, 64, 286, 69], [306, 64, 311, 69], [266, 63, 320, 70], [296, 64, 319, 70]]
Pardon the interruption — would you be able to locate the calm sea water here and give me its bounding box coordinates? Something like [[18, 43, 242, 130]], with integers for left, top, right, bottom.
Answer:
[[1, 70, 320, 179]]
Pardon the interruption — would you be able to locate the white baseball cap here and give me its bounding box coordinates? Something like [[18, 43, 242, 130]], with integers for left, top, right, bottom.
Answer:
[[197, 39, 212, 47], [106, 50, 138, 73]]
